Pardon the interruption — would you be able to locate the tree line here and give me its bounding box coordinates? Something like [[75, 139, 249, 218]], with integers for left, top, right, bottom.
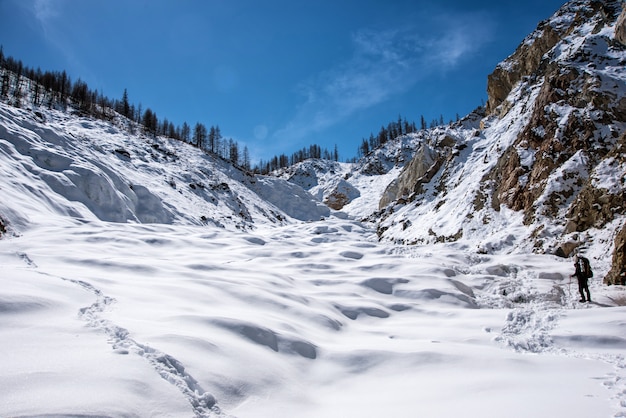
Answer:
[[355, 113, 460, 159], [0, 48, 347, 173], [0, 48, 258, 170], [0, 47, 461, 174], [255, 143, 340, 174]]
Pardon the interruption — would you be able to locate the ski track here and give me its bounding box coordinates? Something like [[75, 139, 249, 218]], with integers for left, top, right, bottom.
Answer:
[[21, 253, 226, 418]]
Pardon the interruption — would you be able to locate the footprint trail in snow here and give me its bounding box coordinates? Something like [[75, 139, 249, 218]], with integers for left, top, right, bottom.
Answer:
[[34, 261, 225, 418]]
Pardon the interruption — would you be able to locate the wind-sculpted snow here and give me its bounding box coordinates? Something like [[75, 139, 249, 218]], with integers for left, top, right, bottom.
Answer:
[[1, 2, 626, 414], [1, 218, 625, 417], [0, 103, 328, 231]]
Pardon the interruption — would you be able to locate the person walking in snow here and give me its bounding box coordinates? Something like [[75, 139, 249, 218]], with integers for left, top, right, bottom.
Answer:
[[571, 254, 592, 303]]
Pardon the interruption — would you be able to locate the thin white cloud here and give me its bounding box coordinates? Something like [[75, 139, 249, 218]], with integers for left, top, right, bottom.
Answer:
[[33, 0, 59, 23], [29, 0, 65, 37], [274, 12, 494, 144], [23, 0, 93, 82], [429, 14, 493, 69]]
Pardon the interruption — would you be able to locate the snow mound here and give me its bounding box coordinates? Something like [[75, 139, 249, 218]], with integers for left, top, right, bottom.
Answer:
[[0, 103, 328, 231], [1, 219, 625, 417]]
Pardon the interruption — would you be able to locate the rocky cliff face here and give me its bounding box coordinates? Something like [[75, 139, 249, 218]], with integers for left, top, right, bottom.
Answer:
[[378, 139, 440, 209], [606, 222, 626, 285], [485, 0, 626, 260], [375, 0, 626, 283], [616, 4, 626, 45]]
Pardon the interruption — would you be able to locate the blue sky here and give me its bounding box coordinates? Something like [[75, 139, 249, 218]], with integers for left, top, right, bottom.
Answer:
[[1, 0, 566, 163]]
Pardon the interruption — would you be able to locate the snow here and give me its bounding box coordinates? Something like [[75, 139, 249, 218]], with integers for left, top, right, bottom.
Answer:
[[1, 1, 626, 415], [593, 157, 626, 194], [2, 218, 625, 417], [0, 103, 330, 230], [1, 101, 625, 417]]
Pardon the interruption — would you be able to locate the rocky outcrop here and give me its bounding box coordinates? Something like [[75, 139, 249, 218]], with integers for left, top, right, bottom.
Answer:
[[485, 0, 626, 231], [488, 66, 616, 224], [566, 135, 626, 234], [375, 0, 626, 281], [486, 0, 623, 115], [379, 143, 440, 209], [323, 178, 360, 210], [616, 4, 626, 46], [486, 22, 560, 114], [605, 223, 626, 285]]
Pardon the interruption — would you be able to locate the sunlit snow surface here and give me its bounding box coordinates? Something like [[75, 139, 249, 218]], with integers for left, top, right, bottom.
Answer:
[[1, 218, 625, 418], [2, 6, 626, 411]]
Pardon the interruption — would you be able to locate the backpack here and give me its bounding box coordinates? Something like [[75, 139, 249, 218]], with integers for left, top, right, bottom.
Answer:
[[580, 256, 593, 279]]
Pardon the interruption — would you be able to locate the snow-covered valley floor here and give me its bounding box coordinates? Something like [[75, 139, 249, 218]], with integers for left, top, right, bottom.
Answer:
[[1, 216, 625, 418]]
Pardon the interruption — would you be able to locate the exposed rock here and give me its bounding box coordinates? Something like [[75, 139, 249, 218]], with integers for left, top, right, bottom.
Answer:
[[487, 147, 524, 211], [486, 22, 560, 114], [361, 159, 388, 176], [566, 131, 626, 232], [486, 0, 622, 115], [437, 134, 456, 148], [323, 178, 360, 210], [605, 223, 626, 285], [566, 184, 626, 233], [554, 241, 582, 258], [379, 143, 440, 209], [615, 4, 626, 46], [487, 44, 624, 225], [375, 0, 626, 271]]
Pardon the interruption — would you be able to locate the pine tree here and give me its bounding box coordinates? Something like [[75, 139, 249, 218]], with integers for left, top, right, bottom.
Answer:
[[215, 125, 222, 153], [208, 125, 216, 153], [1, 69, 9, 100], [60, 70, 69, 107], [242, 146, 251, 171], [121, 88, 130, 118], [181, 122, 190, 142], [193, 122, 207, 149], [228, 138, 239, 165], [142, 108, 158, 135]]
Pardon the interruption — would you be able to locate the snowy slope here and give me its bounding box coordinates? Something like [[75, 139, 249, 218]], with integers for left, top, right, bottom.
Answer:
[[1, 100, 625, 417], [0, 103, 329, 234], [373, 0, 626, 283], [1, 1, 626, 417]]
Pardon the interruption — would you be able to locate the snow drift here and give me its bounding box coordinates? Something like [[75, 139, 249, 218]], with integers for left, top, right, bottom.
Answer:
[[1, 1, 626, 417]]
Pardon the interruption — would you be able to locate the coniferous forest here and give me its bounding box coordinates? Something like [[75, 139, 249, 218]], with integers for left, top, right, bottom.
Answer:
[[0, 48, 449, 174]]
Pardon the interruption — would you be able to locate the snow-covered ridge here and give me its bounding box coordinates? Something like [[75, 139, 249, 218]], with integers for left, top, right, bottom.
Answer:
[[276, 128, 461, 218], [1, 2, 626, 416], [373, 0, 626, 286], [0, 102, 329, 233]]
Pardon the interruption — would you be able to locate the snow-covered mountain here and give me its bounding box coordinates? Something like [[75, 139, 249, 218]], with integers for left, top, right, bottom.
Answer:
[[275, 131, 424, 218], [278, 0, 626, 286], [377, 0, 626, 285], [1, 1, 626, 417], [0, 102, 330, 234]]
